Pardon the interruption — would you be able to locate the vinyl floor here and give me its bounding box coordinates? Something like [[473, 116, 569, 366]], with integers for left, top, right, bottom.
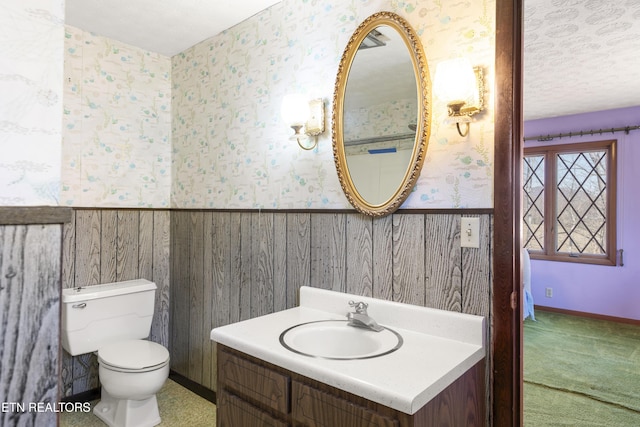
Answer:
[[59, 379, 217, 427]]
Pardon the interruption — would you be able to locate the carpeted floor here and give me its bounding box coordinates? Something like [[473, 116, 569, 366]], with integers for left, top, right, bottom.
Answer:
[[59, 379, 217, 426], [524, 310, 640, 426]]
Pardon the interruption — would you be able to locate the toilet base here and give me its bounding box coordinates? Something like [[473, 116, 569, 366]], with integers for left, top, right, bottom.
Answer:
[[94, 387, 161, 427]]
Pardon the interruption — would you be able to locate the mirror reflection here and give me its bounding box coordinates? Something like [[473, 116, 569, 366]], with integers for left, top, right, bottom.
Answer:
[[343, 25, 418, 205], [332, 11, 430, 217]]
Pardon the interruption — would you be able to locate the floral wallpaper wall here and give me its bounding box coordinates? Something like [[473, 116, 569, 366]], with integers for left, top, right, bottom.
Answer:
[[171, 0, 495, 209], [2, 0, 494, 209], [61, 26, 172, 207], [0, 0, 64, 206]]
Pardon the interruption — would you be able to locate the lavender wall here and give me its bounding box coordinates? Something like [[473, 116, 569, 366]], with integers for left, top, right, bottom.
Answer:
[[524, 106, 640, 321]]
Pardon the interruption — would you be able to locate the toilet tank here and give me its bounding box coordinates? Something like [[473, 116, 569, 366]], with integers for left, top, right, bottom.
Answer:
[[61, 279, 157, 356]]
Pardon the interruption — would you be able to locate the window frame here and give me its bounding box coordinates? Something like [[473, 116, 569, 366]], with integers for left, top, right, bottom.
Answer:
[[523, 139, 617, 266]]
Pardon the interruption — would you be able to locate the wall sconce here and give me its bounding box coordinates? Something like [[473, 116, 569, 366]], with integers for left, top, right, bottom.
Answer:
[[433, 58, 485, 137], [280, 94, 325, 150]]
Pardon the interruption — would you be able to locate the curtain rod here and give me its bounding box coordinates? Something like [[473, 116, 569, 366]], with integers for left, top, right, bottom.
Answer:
[[523, 124, 640, 142]]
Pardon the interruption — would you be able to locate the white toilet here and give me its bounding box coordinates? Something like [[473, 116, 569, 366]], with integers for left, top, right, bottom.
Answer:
[[61, 279, 170, 427]]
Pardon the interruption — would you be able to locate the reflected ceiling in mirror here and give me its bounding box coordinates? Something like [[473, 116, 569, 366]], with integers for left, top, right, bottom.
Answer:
[[332, 12, 431, 216]]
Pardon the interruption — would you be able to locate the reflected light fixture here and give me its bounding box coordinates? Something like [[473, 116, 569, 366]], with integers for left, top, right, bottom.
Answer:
[[281, 94, 325, 150], [433, 58, 485, 137]]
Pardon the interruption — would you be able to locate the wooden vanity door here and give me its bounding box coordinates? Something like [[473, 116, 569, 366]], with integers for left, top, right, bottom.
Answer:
[[291, 381, 400, 427], [217, 392, 289, 427], [217, 348, 292, 427]]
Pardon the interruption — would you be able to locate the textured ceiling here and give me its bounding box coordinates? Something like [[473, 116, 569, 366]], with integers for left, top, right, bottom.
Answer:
[[524, 0, 640, 120], [65, 1, 640, 121]]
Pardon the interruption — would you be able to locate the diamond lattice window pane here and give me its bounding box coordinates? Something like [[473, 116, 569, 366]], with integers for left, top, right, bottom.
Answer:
[[555, 150, 607, 255], [523, 155, 544, 251]]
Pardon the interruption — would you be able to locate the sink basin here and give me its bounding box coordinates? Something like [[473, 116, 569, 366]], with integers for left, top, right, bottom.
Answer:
[[279, 320, 403, 360]]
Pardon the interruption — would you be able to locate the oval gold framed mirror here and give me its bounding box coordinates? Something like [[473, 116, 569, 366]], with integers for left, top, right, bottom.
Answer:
[[332, 11, 431, 217]]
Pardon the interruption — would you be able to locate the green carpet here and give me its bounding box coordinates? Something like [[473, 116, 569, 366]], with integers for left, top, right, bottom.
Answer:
[[524, 311, 640, 426]]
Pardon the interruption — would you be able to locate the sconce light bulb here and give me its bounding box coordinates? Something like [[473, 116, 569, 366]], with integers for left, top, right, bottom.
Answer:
[[434, 58, 476, 104], [281, 94, 310, 126]]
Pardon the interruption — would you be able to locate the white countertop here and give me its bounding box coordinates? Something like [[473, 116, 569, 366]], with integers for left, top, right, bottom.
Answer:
[[210, 286, 485, 415]]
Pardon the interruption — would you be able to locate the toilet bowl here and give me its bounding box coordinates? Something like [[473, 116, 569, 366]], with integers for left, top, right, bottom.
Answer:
[[61, 279, 170, 427], [93, 340, 170, 427]]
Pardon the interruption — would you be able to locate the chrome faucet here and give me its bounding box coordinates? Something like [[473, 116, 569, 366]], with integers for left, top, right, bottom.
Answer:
[[346, 301, 384, 332]]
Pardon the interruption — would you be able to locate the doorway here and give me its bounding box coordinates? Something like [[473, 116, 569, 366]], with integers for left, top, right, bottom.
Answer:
[[493, 0, 524, 425]]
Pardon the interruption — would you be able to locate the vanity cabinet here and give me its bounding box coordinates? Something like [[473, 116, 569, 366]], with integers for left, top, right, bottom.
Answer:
[[216, 345, 485, 427], [217, 346, 290, 426], [291, 381, 399, 427]]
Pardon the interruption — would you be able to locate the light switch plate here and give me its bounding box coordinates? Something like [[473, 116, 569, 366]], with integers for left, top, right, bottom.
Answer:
[[461, 217, 480, 248]]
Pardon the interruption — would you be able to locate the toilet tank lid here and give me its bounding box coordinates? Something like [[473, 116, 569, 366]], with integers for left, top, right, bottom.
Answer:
[[62, 279, 156, 303]]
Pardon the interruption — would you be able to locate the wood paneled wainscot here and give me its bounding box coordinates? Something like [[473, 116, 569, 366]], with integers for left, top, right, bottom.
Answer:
[[0, 207, 72, 427], [217, 346, 485, 427], [171, 210, 492, 398], [61, 208, 171, 397]]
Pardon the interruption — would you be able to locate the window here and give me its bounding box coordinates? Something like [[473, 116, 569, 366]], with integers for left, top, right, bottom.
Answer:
[[523, 140, 617, 265]]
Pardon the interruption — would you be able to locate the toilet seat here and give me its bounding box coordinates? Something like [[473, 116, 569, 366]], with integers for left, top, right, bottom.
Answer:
[[98, 339, 169, 373]]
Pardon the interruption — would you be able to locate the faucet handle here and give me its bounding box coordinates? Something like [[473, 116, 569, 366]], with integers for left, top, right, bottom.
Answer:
[[348, 300, 368, 314]]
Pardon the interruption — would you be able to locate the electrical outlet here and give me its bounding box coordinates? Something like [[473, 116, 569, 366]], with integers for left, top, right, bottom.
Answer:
[[545, 287, 553, 298]]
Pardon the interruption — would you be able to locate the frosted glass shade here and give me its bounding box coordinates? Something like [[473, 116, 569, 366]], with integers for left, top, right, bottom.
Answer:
[[433, 58, 478, 105], [281, 94, 310, 126]]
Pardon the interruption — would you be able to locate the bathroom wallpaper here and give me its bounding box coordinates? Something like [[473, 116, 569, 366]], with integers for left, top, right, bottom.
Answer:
[[61, 26, 172, 207], [171, 0, 496, 209], [0, 0, 64, 206], [2, 0, 494, 209]]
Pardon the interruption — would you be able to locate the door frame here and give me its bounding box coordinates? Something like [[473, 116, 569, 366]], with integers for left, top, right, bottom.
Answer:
[[493, 0, 524, 425]]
